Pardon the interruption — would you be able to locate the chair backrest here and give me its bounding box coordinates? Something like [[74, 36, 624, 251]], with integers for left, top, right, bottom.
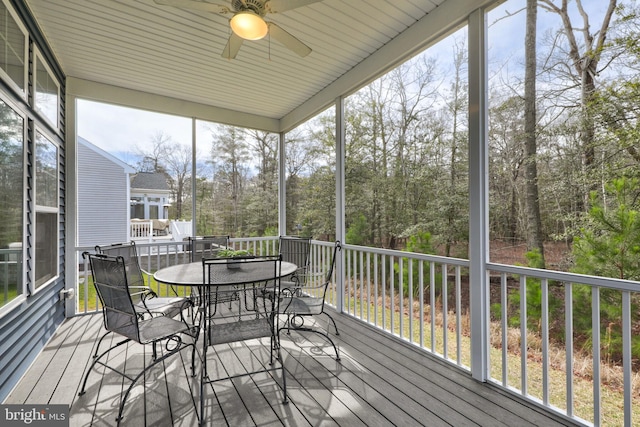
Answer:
[[87, 253, 140, 342], [279, 236, 311, 275], [95, 241, 146, 292], [202, 255, 282, 345], [324, 240, 341, 284], [189, 235, 230, 262]]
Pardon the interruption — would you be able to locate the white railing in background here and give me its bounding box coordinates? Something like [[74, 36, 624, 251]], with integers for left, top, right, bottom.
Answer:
[[130, 220, 152, 239], [74, 239, 639, 426], [170, 220, 192, 241], [0, 248, 22, 306]]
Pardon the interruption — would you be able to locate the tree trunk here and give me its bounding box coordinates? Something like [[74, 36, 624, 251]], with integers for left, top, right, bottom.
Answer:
[[524, 0, 545, 265], [540, 0, 617, 212]]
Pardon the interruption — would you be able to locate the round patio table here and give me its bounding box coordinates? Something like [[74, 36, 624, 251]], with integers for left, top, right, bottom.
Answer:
[[153, 258, 297, 426], [153, 259, 297, 287]]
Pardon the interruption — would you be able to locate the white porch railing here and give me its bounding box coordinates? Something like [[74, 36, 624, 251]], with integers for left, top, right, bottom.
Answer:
[[340, 244, 470, 367], [130, 220, 153, 239], [73, 239, 639, 426]]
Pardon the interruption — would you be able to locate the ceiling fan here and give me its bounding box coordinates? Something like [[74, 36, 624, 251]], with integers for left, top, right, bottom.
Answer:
[[153, 0, 323, 59]]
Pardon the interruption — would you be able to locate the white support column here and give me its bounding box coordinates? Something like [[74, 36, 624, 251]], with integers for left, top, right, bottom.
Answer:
[[335, 96, 346, 313], [278, 132, 287, 236], [64, 94, 78, 318], [191, 118, 197, 237], [468, 8, 490, 382]]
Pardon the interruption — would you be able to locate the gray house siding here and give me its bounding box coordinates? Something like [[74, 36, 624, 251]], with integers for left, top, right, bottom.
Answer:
[[77, 138, 133, 247], [0, 0, 66, 402]]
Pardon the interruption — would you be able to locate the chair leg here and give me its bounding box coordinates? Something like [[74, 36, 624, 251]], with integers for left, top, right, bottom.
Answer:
[[78, 337, 132, 396], [115, 339, 195, 424], [323, 312, 340, 336], [277, 345, 288, 405], [191, 340, 197, 377], [93, 330, 112, 358], [278, 314, 340, 361]]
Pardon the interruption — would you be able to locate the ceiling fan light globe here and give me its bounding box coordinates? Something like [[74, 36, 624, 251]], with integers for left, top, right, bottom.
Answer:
[[230, 11, 268, 40]]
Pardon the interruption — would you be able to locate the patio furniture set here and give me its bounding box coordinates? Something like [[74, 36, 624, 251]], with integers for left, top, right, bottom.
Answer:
[[79, 236, 341, 425]]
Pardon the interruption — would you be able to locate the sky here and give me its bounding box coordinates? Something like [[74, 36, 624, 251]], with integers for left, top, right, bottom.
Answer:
[[77, 99, 193, 165], [77, 0, 616, 167]]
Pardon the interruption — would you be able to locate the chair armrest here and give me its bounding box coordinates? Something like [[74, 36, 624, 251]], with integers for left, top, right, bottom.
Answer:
[[129, 285, 158, 299]]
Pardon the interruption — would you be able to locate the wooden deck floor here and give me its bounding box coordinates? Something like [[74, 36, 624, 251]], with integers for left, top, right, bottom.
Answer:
[[5, 309, 579, 426]]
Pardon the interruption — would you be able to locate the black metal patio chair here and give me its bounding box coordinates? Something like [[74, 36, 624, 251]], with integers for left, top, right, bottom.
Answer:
[[95, 241, 191, 318], [279, 240, 342, 360], [78, 253, 196, 425], [199, 255, 288, 423], [187, 235, 240, 319], [279, 235, 311, 291], [188, 235, 230, 262], [92, 241, 192, 358]]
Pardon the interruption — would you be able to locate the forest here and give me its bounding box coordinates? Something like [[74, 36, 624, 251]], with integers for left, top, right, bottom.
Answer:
[[134, 0, 640, 283]]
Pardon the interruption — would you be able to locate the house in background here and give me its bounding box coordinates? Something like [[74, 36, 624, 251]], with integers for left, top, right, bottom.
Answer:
[[77, 136, 134, 247], [78, 138, 179, 243], [130, 172, 170, 220], [130, 172, 171, 235]]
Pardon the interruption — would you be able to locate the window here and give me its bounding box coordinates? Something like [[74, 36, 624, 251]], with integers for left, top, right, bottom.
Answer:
[[149, 205, 159, 219], [34, 50, 59, 128], [130, 197, 144, 219], [34, 131, 58, 288], [0, 98, 24, 308], [0, 0, 27, 95]]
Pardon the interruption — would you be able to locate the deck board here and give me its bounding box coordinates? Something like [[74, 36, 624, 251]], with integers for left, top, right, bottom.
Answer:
[[4, 310, 580, 426]]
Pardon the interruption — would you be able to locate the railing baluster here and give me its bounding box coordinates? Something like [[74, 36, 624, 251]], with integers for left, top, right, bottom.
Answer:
[[372, 252, 377, 326], [347, 250, 356, 316], [366, 252, 371, 323], [382, 254, 387, 332], [455, 265, 461, 365], [623, 290, 632, 427], [430, 261, 435, 352], [520, 275, 527, 396], [442, 264, 448, 359], [409, 256, 414, 343], [390, 255, 395, 336], [399, 255, 404, 339], [359, 250, 364, 321], [592, 286, 601, 427], [501, 272, 508, 387], [565, 282, 574, 417], [541, 278, 549, 406], [419, 260, 424, 348]]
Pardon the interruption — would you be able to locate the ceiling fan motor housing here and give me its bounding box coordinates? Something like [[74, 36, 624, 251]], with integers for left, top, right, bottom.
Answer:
[[232, 0, 266, 15]]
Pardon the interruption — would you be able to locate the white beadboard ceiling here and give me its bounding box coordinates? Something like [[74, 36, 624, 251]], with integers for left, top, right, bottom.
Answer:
[[23, 0, 482, 131]]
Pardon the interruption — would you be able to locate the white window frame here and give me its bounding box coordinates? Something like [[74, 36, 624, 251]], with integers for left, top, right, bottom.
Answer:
[[0, 0, 28, 99], [0, 92, 27, 316], [33, 128, 60, 292], [33, 47, 60, 130]]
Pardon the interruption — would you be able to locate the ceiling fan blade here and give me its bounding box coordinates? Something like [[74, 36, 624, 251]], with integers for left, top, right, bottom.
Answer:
[[153, 0, 231, 14], [268, 23, 311, 57], [221, 33, 244, 59], [264, 0, 323, 13]]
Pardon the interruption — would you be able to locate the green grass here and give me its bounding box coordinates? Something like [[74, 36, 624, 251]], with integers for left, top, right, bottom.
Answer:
[[0, 284, 20, 309]]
